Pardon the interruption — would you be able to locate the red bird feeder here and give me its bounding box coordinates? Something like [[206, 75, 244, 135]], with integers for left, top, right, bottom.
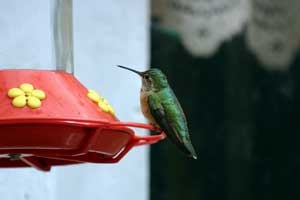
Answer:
[[0, 70, 166, 171], [0, 0, 165, 171]]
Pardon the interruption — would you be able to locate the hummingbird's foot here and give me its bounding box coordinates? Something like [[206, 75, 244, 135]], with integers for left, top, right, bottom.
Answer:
[[9, 154, 21, 161], [150, 123, 163, 134]]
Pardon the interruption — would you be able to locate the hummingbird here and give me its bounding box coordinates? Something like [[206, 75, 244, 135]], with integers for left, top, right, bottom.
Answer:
[[117, 65, 197, 159]]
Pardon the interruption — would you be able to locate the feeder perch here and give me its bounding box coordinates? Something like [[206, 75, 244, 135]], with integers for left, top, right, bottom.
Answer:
[[0, 69, 166, 171]]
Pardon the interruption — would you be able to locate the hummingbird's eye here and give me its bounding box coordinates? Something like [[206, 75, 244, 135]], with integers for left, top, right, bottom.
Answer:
[[144, 75, 150, 80]]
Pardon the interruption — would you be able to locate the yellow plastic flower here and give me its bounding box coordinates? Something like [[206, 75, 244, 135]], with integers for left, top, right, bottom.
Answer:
[[87, 89, 115, 115], [8, 83, 46, 109]]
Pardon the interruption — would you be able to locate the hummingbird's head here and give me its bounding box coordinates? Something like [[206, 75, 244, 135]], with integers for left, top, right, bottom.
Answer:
[[142, 69, 168, 91], [117, 65, 168, 92]]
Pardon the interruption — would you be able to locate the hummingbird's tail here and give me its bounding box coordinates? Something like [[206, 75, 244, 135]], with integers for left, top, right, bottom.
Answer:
[[168, 134, 198, 160], [169, 135, 198, 160], [183, 141, 198, 160]]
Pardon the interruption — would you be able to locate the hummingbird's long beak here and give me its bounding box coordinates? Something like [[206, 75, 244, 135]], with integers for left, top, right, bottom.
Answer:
[[117, 65, 143, 76]]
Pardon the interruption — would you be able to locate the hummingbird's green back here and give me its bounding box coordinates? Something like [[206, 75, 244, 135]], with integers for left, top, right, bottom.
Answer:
[[148, 86, 197, 159]]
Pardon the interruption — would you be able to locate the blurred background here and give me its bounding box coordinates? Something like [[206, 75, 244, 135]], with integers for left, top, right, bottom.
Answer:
[[151, 1, 299, 200], [0, 0, 299, 199]]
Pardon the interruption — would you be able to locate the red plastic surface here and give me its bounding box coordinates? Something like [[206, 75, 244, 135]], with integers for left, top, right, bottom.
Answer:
[[0, 70, 166, 171]]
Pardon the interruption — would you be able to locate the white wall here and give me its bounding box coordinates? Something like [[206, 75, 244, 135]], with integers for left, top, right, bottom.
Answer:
[[0, 1, 149, 199]]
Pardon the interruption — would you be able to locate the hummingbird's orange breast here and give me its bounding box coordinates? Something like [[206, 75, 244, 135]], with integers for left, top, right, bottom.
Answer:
[[140, 91, 157, 125]]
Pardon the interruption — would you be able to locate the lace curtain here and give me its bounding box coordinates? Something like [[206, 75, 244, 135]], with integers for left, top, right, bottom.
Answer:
[[152, 0, 300, 71]]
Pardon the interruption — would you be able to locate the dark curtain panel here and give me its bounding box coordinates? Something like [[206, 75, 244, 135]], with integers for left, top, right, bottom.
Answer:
[[150, 24, 300, 200]]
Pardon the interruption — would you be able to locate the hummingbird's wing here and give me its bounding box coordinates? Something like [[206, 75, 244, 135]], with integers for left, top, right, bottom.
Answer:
[[148, 92, 197, 158], [147, 94, 176, 138]]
